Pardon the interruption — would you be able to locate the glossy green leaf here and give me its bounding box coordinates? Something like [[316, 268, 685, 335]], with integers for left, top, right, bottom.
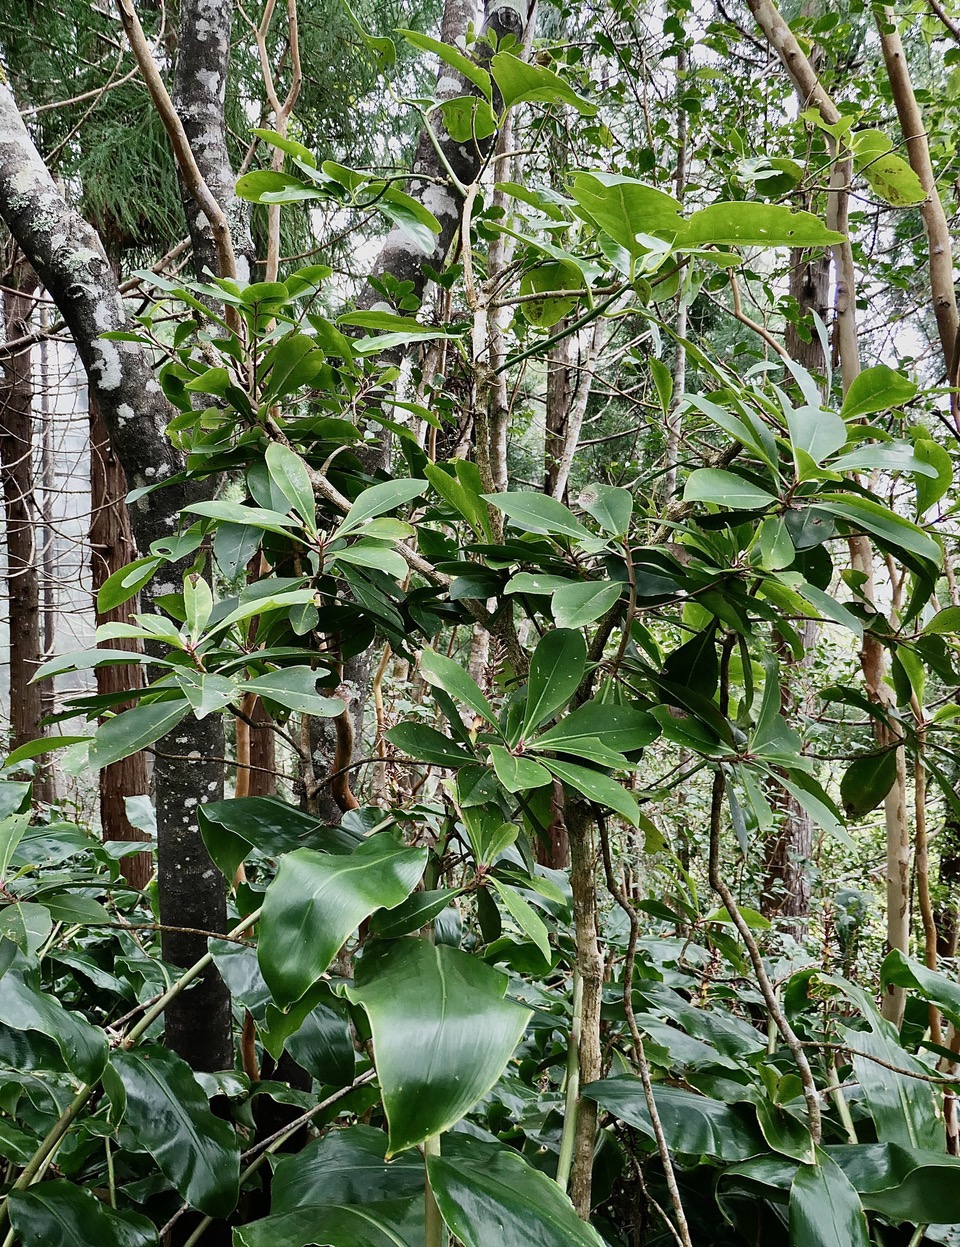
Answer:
[[584, 1078, 764, 1160], [89, 699, 191, 771], [852, 129, 926, 207], [239, 668, 344, 718], [265, 443, 317, 531], [385, 723, 475, 768], [518, 260, 585, 328], [347, 939, 531, 1154], [543, 757, 639, 826], [0, 972, 107, 1080], [8, 1180, 158, 1247], [788, 1153, 869, 1247], [96, 557, 161, 613], [578, 483, 633, 535], [826, 1141, 960, 1222], [185, 500, 300, 536], [839, 364, 918, 420], [336, 479, 426, 536], [684, 468, 778, 509], [259, 836, 427, 1005], [818, 495, 940, 566], [532, 701, 658, 762], [915, 437, 952, 514], [427, 1133, 604, 1247], [552, 580, 622, 628], [490, 51, 597, 116], [481, 491, 593, 541], [489, 744, 553, 793], [369, 888, 461, 939], [785, 404, 847, 466], [0, 811, 31, 879], [680, 202, 843, 247], [489, 880, 551, 962], [236, 1199, 423, 1247], [522, 629, 587, 736], [419, 646, 495, 724], [880, 949, 960, 1025], [840, 751, 896, 818], [569, 173, 683, 257], [0, 902, 51, 955], [200, 795, 362, 882], [398, 29, 491, 98]]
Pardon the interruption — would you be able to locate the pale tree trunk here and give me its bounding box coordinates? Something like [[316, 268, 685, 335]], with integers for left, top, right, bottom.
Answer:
[[0, 261, 51, 804], [89, 394, 152, 889]]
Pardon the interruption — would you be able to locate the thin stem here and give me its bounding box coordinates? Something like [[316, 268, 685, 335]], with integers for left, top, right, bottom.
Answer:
[[423, 1135, 448, 1247], [555, 970, 583, 1193]]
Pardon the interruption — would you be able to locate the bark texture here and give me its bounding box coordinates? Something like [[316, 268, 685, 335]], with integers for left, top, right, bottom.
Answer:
[[0, 263, 48, 798]]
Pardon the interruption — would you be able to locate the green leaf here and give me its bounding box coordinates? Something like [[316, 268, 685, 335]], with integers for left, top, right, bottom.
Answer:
[[490, 51, 597, 116], [489, 880, 551, 962], [0, 972, 107, 1081], [89, 699, 191, 771], [552, 581, 622, 628], [789, 1152, 870, 1247], [425, 463, 489, 540], [785, 404, 847, 466], [369, 889, 461, 940], [679, 202, 843, 248], [826, 1141, 960, 1223], [8, 1181, 158, 1247], [330, 541, 408, 580], [840, 751, 897, 818], [185, 500, 300, 536], [839, 364, 918, 420], [532, 701, 658, 762], [419, 647, 495, 725], [262, 334, 326, 403], [914, 437, 952, 514], [481, 491, 593, 541], [852, 129, 927, 207], [236, 1199, 423, 1247], [518, 260, 585, 328], [347, 939, 530, 1154], [880, 949, 960, 1026], [584, 1078, 764, 1160], [818, 495, 941, 567], [522, 629, 587, 737], [569, 173, 683, 258], [259, 836, 427, 1006], [427, 1133, 604, 1247], [106, 1046, 240, 1219], [183, 574, 213, 643], [684, 468, 778, 509], [239, 668, 345, 718], [489, 744, 553, 793], [0, 812, 31, 879], [0, 902, 52, 955], [97, 557, 161, 613], [925, 605, 960, 634], [398, 29, 492, 98], [32, 648, 143, 683], [385, 723, 475, 768], [336, 479, 426, 536], [577, 483, 633, 535], [543, 758, 639, 826], [265, 443, 317, 531], [177, 670, 237, 719]]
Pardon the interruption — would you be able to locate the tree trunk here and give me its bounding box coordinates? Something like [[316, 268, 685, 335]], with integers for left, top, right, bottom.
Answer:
[[0, 261, 51, 803], [89, 393, 152, 888]]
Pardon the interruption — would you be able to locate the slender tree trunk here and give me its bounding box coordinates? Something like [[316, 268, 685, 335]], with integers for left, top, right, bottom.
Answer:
[[0, 262, 50, 803], [89, 393, 152, 888]]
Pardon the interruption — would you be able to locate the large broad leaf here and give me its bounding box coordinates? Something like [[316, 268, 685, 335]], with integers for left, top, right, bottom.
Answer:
[[238, 668, 344, 717], [490, 51, 596, 115], [427, 1133, 605, 1247], [584, 1078, 764, 1161], [840, 751, 896, 818], [822, 975, 943, 1150], [0, 972, 107, 1081], [265, 443, 317, 530], [825, 1141, 960, 1222], [481, 491, 593, 541], [89, 698, 191, 770], [419, 647, 495, 724], [880, 949, 960, 1026], [106, 1045, 240, 1218], [788, 1153, 870, 1247], [532, 701, 659, 763], [522, 629, 587, 736], [347, 939, 531, 1154], [259, 836, 427, 1006], [271, 1126, 425, 1211], [818, 495, 940, 567], [235, 1200, 424, 1247], [398, 29, 491, 98], [489, 744, 553, 793], [199, 795, 362, 882], [551, 581, 622, 628], [8, 1181, 158, 1247], [684, 468, 778, 510], [386, 723, 476, 768], [679, 202, 843, 248], [569, 173, 683, 257], [839, 364, 918, 420], [544, 758, 640, 827], [852, 130, 926, 207], [336, 479, 426, 536]]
